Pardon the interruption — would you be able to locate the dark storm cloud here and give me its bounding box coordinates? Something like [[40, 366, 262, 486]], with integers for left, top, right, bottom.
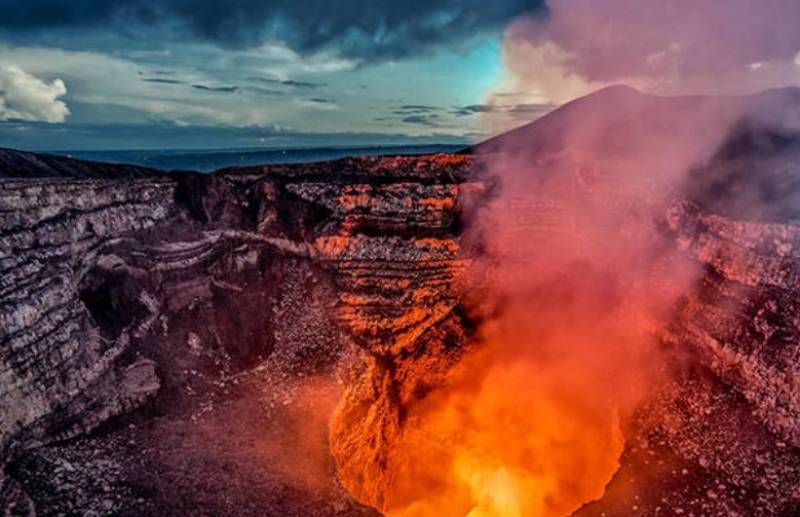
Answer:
[[393, 104, 441, 115], [401, 114, 440, 127], [0, 0, 545, 62], [249, 77, 327, 89], [451, 104, 497, 116], [399, 105, 438, 111], [143, 78, 242, 93], [192, 84, 239, 93], [142, 78, 184, 85], [450, 102, 554, 118]]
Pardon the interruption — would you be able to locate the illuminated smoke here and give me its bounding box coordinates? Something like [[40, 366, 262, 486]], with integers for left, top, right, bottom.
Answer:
[[488, 0, 800, 111], [333, 3, 800, 516], [372, 3, 800, 516], [384, 86, 717, 516]]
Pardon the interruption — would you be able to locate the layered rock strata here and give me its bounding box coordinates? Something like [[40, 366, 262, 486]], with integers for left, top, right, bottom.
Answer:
[[0, 154, 477, 515]]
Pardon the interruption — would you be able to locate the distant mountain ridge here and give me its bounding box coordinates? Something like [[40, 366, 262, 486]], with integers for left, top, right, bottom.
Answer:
[[39, 144, 467, 174], [470, 84, 800, 222], [5, 85, 800, 221], [0, 147, 163, 179], [471, 84, 800, 156]]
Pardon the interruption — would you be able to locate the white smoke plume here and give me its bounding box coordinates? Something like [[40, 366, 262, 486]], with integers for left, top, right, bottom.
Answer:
[[380, 3, 800, 516], [491, 0, 800, 107]]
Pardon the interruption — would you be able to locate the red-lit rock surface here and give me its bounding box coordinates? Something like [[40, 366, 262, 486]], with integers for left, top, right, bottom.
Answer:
[[331, 88, 800, 517]]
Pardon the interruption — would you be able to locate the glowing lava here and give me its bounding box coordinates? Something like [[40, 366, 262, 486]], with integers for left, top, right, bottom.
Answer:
[[381, 344, 627, 517]]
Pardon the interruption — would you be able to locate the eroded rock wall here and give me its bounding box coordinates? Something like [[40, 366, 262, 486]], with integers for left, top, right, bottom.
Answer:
[[0, 155, 479, 514], [1, 179, 175, 460], [2, 148, 799, 516]]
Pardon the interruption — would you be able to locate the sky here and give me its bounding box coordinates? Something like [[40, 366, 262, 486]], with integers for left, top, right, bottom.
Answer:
[[0, 0, 553, 151], [5, 1, 799, 152]]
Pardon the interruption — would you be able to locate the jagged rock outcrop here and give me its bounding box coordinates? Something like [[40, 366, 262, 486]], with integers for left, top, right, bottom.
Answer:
[[668, 203, 800, 446], [1, 178, 174, 460], [0, 153, 479, 515]]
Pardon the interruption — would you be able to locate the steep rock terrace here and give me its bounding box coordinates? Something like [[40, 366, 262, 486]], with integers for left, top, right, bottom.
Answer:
[[0, 153, 477, 515]]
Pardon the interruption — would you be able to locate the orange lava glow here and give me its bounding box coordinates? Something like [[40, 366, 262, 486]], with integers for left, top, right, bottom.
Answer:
[[367, 263, 665, 517], [381, 344, 629, 517]]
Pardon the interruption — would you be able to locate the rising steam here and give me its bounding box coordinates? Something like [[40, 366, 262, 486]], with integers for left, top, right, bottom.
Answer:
[[488, 0, 800, 112], [383, 86, 718, 516], [363, 3, 800, 516]]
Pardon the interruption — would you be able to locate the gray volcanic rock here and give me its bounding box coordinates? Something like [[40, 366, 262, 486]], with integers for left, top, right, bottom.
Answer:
[[668, 202, 800, 445], [0, 152, 475, 515], [1, 178, 175, 459]]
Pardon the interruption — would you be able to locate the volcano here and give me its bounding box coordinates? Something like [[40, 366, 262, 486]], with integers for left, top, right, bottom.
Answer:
[[1, 86, 800, 516]]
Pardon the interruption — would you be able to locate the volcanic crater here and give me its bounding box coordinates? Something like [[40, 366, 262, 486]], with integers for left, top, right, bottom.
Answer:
[[2, 86, 800, 517]]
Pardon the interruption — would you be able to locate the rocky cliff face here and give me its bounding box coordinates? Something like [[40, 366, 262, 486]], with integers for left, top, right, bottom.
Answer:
[[575, 200, 800, 516], [0, 153, 477, 515], [1, 178, 172, 456], [0, 170, 327, 514]]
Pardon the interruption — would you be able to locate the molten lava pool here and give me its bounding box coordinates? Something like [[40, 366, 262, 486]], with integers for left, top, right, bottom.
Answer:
[[381, 348, 626, 517]]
